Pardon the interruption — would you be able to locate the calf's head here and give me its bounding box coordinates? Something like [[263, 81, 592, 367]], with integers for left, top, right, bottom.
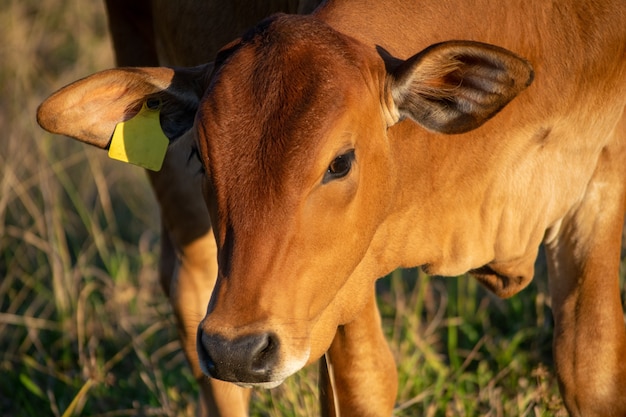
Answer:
[[37, 14, 532, 388], [194, 15, 532, 387]]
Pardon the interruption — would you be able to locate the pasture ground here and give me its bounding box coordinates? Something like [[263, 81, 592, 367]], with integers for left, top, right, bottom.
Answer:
[[2, 1, 624, 416]]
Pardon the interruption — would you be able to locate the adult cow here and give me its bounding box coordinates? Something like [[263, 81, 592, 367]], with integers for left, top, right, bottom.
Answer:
[[38, 0, 626, 416]]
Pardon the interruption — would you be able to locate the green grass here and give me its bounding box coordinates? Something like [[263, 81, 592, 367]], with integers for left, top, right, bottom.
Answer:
[[1, 1, 624, 416]]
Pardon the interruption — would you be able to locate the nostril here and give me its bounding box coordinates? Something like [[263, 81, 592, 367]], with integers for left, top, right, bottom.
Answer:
[[250, 332, 279, 374]]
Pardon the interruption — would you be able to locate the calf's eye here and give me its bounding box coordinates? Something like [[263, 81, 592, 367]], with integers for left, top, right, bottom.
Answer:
[[323, 149, 355, 183]]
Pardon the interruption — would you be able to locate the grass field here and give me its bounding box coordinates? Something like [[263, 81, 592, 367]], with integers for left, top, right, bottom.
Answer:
[[1, 1, 624, 416]]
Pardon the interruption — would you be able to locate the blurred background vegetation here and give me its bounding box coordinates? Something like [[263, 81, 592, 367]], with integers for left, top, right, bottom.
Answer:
[[1, 0, 624, 416]]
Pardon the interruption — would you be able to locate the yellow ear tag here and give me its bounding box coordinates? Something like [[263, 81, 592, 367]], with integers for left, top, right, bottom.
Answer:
[[108, 100, 169, 171]]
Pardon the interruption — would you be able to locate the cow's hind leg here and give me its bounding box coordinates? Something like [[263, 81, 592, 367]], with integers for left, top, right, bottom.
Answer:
[[545, 139, 626, 417], [320, 286, 398, 417]]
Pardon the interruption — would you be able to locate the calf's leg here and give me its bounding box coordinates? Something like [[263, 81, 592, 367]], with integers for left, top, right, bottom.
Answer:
[[320, 286, 397, 417], [148, 143, 251, 416], [545, 139, 626, 417], [167, 230, 250, 417]]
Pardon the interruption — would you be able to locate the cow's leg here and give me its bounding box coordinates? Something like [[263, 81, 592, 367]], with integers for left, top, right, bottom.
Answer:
[[148, 147, 251, 417], [319, 286, 397, 417], [160, 223, 252, 416], [545, 140, 626, 416], [169, 230, 251, 417]]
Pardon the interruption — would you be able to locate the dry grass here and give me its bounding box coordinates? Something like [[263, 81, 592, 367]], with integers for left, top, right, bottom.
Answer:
[[1, 1, 624, 416]]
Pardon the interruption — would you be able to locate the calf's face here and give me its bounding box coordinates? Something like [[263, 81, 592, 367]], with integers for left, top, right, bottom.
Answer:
[[194, 16, 395, 387], [194, 14, 532, 387]]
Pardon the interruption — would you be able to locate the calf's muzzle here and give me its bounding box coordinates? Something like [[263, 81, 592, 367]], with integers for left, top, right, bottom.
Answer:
[[197, 329, 280, 386]]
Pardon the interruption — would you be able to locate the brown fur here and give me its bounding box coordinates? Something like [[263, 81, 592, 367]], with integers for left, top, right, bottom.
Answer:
[[37, 0, 626, 416], [198, 4, 626, 416]]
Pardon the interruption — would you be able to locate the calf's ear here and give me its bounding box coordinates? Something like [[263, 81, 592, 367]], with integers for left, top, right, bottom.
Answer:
[[386, 41, 533, 134], [37, 64, 212, 148]]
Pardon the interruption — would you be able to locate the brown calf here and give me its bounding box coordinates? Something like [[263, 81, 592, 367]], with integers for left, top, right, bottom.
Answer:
[[39, 0, 626, 416]]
